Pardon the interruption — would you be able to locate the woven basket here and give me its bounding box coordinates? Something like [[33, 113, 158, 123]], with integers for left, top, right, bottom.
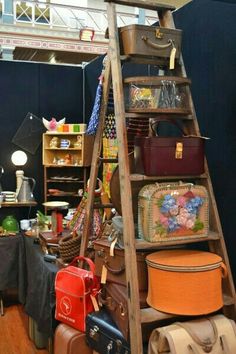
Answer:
[[58, 233, 81, 263]]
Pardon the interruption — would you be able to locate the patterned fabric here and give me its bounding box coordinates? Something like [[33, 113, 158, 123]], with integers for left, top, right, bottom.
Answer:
[[103, 113, 118, 198], [86, 80, 103, 135], [68, 192, 103, 240]]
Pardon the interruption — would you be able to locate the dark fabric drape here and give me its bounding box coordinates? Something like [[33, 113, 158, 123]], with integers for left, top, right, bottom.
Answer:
[[174, 0, 236, 282]]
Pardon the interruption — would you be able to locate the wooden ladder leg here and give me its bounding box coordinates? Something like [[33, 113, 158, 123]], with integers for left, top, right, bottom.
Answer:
[[80, 58, 112, 257], [106, 3, 143, 354]]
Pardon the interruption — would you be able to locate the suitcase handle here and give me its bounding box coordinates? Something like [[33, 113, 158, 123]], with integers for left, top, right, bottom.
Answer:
[[98, 294, 127, 316], [104, 260, 125, 275], [141, 36, 173, 50]]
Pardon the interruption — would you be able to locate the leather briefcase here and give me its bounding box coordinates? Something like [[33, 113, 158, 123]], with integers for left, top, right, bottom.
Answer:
[[93, 238, 149, 290], [86, 309, 130, 354], [134, 119, 206, 176], [98, 283, 148, 341], [120, 25, 182, 60]]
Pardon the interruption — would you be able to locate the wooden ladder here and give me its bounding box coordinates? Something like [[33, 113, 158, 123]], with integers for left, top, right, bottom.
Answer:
[[80, 1, 236, 353]]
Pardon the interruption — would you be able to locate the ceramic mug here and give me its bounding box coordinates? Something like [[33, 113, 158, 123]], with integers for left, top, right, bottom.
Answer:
[[60, 139, 70, 148], [20, 219, 30, 231]]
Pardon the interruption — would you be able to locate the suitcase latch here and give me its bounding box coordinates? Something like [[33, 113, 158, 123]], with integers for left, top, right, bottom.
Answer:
[[155, 28, 163, 39], [89, 325, 99, 341], [175, 142, 183, 159]]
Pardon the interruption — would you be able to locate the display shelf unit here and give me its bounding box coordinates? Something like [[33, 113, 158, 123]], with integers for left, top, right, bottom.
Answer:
[[42, 132, 94, 209]]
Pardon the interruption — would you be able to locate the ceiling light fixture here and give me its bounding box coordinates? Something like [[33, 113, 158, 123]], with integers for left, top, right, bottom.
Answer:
[[80, 28, 95, 42]]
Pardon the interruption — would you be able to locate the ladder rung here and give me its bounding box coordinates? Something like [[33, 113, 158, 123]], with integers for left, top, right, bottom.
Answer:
[[105, 0, 175, 11], [135, 231, 220, 250], [125, 112, 193, 120], [141, 307, 180, 324], [130, 173, 208, 182], [99, 157, 118, 163]]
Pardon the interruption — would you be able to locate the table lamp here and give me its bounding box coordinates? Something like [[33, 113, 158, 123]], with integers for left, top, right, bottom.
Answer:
[[11, 150, 28, 196]]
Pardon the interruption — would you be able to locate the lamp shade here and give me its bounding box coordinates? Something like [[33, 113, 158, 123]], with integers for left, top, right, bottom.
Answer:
[[11, 150, 28, 167]]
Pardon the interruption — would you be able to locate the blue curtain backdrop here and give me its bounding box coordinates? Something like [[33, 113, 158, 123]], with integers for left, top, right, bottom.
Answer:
[[174, 0, 236, 281]]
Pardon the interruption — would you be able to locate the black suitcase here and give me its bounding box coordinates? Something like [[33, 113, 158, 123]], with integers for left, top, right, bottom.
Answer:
[[86, 310, 130, 354]]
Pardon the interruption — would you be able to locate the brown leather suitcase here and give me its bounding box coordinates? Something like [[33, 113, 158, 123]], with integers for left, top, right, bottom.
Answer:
[[120, 24, 182, 59], [93, 238, 149, 291], [99, 283, 148, 341], [54, 323, 93, 354]]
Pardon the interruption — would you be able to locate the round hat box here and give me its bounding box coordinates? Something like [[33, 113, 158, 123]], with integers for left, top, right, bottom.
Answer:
[[146, 249, 227, 315]]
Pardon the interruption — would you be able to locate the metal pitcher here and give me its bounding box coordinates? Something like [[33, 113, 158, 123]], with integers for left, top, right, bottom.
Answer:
[[17, 176, 36, 202]]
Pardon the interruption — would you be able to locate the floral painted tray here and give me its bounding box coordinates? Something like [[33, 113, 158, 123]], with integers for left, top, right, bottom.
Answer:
[[138, 183, 209, 242]]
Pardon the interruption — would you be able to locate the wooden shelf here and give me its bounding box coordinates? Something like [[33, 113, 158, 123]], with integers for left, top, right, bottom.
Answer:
[[125, 112, 193, 120], [44, 148, 82, 151], [47, 179, 84, 184], [126, 108, 192, 115], [1, 201, 37, 207], [135, 231, 220, 250], [130, 173, 208, 181]]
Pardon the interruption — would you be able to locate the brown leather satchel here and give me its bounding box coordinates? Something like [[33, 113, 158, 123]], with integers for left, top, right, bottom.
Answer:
[[148, 315, 236, 354]]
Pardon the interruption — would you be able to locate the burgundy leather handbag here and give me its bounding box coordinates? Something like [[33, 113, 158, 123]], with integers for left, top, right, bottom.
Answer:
[[134, 119, 207, 176]]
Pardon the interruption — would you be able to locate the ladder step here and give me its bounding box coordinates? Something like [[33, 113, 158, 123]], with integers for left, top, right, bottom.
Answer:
[[141, 296, 234, 324], [135, 231, 220, 250], [105, 0, 175, 11], [141, 307, 180, 324], [99, 157, 118, 163], [130, 173, 208, 182], [126, 108, 192, 115], [125, 112, 193, 120]]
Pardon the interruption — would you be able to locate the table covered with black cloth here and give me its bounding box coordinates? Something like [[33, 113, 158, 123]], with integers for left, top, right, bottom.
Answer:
[[23, 235, 59, 337], [0, 234, 26, 301]]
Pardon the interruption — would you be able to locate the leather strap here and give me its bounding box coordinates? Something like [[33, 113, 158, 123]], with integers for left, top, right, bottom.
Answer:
[[176, 318, 218, 353]]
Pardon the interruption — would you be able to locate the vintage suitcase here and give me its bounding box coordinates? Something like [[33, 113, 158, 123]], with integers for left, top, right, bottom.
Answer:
[[134, 118, 206, 176], [120, 25, 182, 59], [54, 323, 93, 354], [138, 183, 209, 242], [93, 238, 149, 290], [28, 316, 53, 353], [86, 309, 130, 354], [98, 283, 148, 341], [146, 250, 227, 316]]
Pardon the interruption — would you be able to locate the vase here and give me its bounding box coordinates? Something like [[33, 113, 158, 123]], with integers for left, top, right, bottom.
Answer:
[[2, 215, 19, 232]]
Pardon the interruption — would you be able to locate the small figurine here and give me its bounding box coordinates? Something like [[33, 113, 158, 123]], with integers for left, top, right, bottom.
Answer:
[[42, 117, 66, 131], [65, 154, 72, 165], [74, 135, 82, 149], [50, 137, 59, 148]]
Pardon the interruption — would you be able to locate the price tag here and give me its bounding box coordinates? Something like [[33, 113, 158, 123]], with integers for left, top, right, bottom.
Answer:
[[101, 264, 107, 284], [169, 47, 177, 70], [110, 237, 117, 257], [90, 295, 99, 312]]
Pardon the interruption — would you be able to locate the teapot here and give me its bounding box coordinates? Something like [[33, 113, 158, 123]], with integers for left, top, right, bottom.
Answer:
[[17, 176, 36, 202]]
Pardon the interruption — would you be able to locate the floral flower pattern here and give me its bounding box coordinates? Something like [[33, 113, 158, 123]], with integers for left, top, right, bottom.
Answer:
[[155, 191, 205, 237]]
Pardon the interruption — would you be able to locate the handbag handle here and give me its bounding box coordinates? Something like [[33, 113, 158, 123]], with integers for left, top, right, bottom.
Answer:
[[177, 318, 218, 353], [69, 255, 96, 275], [151, 118, 187, 137], [141, 36, 173, 50]]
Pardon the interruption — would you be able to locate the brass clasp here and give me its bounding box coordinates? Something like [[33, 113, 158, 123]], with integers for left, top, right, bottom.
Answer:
[[175, 142, 183, 159], [156, 29, 163, 39]]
